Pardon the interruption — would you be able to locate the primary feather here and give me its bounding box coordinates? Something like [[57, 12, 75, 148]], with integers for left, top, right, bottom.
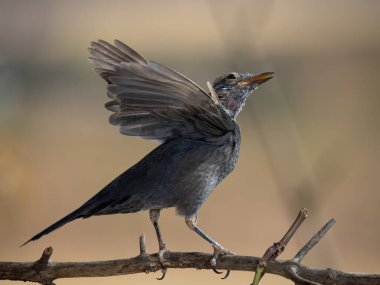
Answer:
[[88, 40, 233, 140]]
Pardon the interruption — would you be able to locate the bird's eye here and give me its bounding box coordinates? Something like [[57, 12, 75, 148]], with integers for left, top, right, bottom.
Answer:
[[226, 73, 237, 80]]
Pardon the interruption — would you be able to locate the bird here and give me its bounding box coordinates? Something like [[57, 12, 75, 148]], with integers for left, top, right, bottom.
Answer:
[[23, 39, 273, 275]]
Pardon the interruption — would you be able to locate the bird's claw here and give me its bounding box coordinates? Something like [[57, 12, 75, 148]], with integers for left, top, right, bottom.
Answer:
[[156, 268, 167, 281], [210, 244, 234, 278], [157, 248, 167, 268], [156, 247, 169, 280], [210, 255, 223, 274]]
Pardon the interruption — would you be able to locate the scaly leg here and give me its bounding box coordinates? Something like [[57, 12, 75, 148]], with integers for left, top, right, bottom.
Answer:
[[149, 209, 168, 280], [185, 213, 233, 276]]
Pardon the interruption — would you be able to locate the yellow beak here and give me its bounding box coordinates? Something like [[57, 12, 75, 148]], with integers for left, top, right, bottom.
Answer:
[[239, 72, 274, 86]]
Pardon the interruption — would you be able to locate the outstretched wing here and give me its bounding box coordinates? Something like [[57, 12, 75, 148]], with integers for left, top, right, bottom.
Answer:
[[88, 40, 233, 140]]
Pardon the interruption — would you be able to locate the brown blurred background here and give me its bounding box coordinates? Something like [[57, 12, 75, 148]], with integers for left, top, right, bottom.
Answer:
[[1, 1, 379, 284]]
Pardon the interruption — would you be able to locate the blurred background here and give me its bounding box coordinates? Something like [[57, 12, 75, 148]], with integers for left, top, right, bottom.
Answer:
[[1, 1, 379, 284]]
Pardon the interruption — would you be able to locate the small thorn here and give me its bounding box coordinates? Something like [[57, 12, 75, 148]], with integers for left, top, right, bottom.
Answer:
[[32, 247, 53, 272], [139, 233, 146, 256]]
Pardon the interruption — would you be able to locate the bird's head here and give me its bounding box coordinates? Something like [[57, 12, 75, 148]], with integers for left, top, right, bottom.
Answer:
[[212, 72, 274, 118]]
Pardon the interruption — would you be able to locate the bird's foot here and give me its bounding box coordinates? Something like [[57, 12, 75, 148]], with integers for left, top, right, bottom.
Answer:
[[210, 244, 234, 279], [156, 247, 169, 280]]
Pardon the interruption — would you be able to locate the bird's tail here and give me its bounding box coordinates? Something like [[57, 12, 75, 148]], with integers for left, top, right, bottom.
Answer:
[[21, 173, 128, 247], [21, 207, 84, 247]]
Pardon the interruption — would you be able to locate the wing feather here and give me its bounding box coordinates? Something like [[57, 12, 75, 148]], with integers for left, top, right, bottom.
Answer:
[[89, 39, 233, 140]]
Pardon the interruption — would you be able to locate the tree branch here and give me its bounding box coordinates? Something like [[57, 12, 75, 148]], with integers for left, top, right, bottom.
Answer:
[[2, 213, 379, 284], [293, 219, 336, 263], [0, 249, 379, 284], [251, 208, 309, 285]]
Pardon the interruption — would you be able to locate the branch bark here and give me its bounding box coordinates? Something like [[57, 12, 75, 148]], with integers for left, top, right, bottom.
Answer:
[[3, 212, 378, 284], [0, 250, 379, 285]]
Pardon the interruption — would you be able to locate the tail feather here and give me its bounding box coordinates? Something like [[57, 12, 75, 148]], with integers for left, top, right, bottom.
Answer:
[[22, 169, 136, 247], [21, 208, 83, 247]]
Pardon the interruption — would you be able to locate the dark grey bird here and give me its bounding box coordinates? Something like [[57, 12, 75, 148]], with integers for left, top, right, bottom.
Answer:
[[23, 39, 273, 273]]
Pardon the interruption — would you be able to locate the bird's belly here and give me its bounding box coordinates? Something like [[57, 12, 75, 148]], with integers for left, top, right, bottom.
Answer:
[[172, 138, 239, 216]]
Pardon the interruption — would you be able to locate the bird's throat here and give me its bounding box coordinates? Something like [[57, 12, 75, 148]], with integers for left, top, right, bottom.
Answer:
[[226, 95, 248, 118]]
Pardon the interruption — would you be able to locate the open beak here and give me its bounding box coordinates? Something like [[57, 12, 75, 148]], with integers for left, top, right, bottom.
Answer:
[[239, 72, 274, 86]]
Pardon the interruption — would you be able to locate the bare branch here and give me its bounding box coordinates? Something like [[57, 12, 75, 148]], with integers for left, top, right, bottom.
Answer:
[[252, 208, 309, 285], [2, 214, 378, 284], [262, 208, 309, 263], [0, 250, 379, 285], [293, 219, 336, 263]]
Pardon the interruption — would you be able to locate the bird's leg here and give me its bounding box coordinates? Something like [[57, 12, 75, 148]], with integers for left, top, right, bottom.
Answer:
[[149, 209, 168, 280], [185, 214, 233, 276]]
